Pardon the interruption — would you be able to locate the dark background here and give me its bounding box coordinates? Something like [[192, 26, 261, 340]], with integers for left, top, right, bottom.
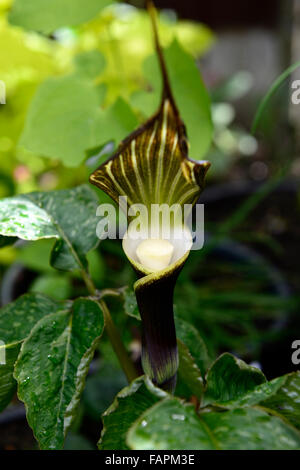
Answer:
[[130, 0, 281, 28]]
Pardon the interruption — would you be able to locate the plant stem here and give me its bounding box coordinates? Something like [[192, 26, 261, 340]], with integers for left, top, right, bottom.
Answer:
[[80, 270, 138, 383], [81, 269, 97, 296], [98, 298, 138, 383]]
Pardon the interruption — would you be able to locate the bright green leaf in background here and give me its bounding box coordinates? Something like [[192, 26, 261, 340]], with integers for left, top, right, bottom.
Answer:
[[0, 17, 59, 95], [0, 185, 100, 271], [19, 74, 138, 167], [0, 15, 62, 184], [94, 97, 138, 151], [19, 75, 105, 167], [80, 5, 214, 104], [8, 0, 115, 34], [17, 239, 59, 273], [14, 298, 104, 449], [29, 274, 72, 301], [1, 2, 214, 186], [74, 50, 106, 79], [3, 3, 214, 170], [0, 293, 68, 412]]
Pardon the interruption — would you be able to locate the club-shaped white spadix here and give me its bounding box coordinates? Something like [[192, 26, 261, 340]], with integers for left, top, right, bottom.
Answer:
[[122, 224, 193, 273], [136, 239, 174, 272]]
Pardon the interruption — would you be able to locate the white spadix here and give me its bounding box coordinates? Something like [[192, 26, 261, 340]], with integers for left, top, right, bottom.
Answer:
[[122, 224, 193, 273], [136, 239, 174, 272]]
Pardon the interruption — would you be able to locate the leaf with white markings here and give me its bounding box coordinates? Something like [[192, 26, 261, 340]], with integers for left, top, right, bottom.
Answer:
[[99, 376, 166, 450], [0, 185, 100, 271], [14, 298, 104, 450], [211, 371, 300, 431], [203, 353, 266, 406], [127, 398, 300, 450], [260, 372, 300, 431], [0, 294, 69, 412]]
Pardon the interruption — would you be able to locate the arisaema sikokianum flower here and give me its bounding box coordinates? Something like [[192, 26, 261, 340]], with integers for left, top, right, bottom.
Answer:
[[90, 1, 210, 392]]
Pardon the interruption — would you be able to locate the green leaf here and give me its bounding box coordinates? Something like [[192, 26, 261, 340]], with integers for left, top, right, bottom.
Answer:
[[94, 97, 139, 148], [260, 372, 300, 431], [127, 398, 300, 450], [0, 293, 68, 412], [0, 197, 59, 241], [74, 50, 106, 79], [208, 371, 300, 431], [175, 317, 210, 401], [86, 250, 105, 285], [19, 75, 138, 167], [176, 339, 203, 401], [29, 274, 72, 301], [8, 0, 114, 34], [121, 286, 141, 321], [201, 408, 300, 450], [130, 39, 213, 159], [252, 61, 300, 134], [19, 75, 104, 167], [64, 432, 94, 450], [14, 298, 104, 450], [128, 398, 212, 450], [17, 239, 57, 273], [0, 19, 58, 93], [99, 376, 166, 450], [0, 185, 100, 271], [203, 353, 266, 406], [210, 375, 286, 409], [0, 344, 20, 412], [175, 316, 211, 378]]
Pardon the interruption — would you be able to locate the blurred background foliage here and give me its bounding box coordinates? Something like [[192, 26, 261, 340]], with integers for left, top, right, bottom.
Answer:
[[0, 0, 299, 450]]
